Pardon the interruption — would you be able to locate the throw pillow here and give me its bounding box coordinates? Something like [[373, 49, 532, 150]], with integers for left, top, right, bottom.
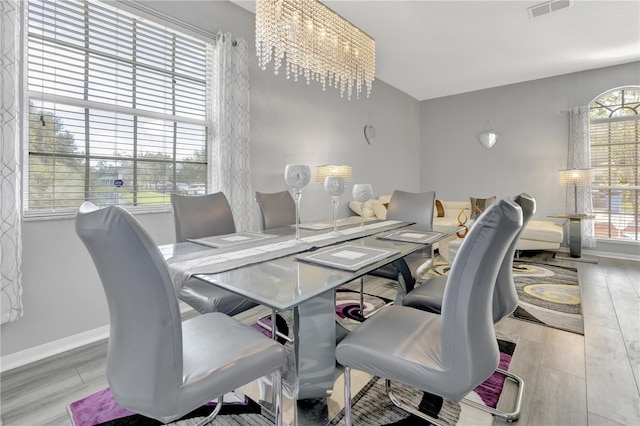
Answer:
[[372, 202, 388, 220], [435, 199, 445, 217], [378, 195, 392, 205], [348, 200, 377, 218], [470, 196, 496, 220]]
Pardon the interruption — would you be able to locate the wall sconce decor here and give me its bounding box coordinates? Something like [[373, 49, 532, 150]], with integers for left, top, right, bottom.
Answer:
[[364, 113, 376, 145], [478, 122, 497, 149]]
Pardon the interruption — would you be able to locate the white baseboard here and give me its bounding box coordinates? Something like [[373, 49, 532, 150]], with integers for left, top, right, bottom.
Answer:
[[0, 325, 109, 373], [582, 248, 640, 262], [554, 246, 640, 262], [0, 303, 196, 373]]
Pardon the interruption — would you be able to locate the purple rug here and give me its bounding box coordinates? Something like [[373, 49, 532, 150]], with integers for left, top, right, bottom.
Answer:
[[475, 339, 515, 408], [69, 388, 136, 426], [68, 390, 261, 426]]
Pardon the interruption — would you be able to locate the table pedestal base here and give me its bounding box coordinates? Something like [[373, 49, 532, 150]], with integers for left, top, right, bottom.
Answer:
[[293, 291, 336, 400], [568, 218, 582, 257]]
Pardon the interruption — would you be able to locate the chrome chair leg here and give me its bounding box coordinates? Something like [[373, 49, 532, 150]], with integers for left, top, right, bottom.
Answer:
[[385, 379, 444, 426], [271, 310, 277, 340], [357, 276, 391, 320], [193, 396, 223, 426], [359, 278, 365, 317], [343, 367, 353, 426], [414, 258, 434, 283], [256, 309, 293, 343], [273, 370, 283, 426], [363, 298, 393, 319], [383, 367, 524, 425], [460, 368, 524, 422]]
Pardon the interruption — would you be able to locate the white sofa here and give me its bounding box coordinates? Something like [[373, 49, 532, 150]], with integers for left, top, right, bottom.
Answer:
[[349, 197, 564, 252]]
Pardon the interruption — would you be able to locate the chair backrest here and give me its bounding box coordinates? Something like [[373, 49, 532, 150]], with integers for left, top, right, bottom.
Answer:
[[440, 198, 522, 399], [255, 190, 296, 231], [492, 193, 536, 322], [386, 190, 436, 231], [75, 202, 183, 405], [171, 192, 236, 242]]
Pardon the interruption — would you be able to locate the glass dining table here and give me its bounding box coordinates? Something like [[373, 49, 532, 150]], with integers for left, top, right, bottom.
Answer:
[[160, 219, 456, 422]]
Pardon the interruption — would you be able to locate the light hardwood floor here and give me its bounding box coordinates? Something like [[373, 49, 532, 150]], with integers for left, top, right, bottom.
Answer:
[[1, 254, 639, 425]]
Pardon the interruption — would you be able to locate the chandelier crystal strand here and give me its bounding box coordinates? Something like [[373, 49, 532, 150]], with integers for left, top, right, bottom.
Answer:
[[256, 0, 375, 100]]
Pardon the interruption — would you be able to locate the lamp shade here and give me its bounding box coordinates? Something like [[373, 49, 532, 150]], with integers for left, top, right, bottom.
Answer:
[[557, 169, 593, 186], [316, 165, 352, 182]]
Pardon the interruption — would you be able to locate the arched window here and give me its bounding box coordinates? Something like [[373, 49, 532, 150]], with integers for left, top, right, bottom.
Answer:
[[589, 87, 639, 241]]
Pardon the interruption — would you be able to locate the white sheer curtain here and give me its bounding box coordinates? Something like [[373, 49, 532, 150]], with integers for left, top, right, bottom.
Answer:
[[1, 0, 24, 324], [568, 106, 596, 247], [207, 33, 253, 231]]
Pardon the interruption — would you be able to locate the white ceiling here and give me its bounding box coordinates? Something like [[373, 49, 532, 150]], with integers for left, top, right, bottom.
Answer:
[[230, 0, 640, 101]]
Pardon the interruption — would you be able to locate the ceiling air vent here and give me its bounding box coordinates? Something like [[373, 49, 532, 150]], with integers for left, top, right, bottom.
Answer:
[[528, 0, 574, 18]]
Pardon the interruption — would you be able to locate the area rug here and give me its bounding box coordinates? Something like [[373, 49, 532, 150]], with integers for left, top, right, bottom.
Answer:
[[69, 337, 517, 426], [335, 288, 393, 321], [67, 389, 271, 426], [426, 252, 583, 335], [329, 338, 517, 426]]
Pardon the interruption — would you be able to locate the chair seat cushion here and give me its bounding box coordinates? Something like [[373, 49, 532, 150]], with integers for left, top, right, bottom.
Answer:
[[337, 305, 476, 402], [367, 263, 398, 280], [179, 279, 258, 316], [402, 275, 447, 314], [179, 313, 286, 415]]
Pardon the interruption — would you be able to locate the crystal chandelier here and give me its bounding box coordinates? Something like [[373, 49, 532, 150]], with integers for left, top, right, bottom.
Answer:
[[255, 0, 375, 100]]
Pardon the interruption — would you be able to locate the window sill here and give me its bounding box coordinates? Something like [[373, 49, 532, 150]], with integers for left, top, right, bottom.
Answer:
[[23, 205, 173, 222]]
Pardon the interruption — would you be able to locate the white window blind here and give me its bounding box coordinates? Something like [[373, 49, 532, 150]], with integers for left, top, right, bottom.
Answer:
[[26, 0, 209, 217], [589, 87, 639, 241]]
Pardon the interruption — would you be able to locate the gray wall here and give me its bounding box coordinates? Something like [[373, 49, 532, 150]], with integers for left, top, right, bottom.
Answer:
[[420, 61, 640, 257], [0, 0, 421, 358]]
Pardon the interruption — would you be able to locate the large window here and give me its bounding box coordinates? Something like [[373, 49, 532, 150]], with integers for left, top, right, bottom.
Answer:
[[589, 87, 639, 241], [25, 0, 209, 217]]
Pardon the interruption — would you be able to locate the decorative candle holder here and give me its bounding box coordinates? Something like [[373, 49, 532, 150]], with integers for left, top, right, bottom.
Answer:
[[284, 164, 311, 241], [456, 209, 469, 238], [324, 176, 346, 234], [352, 184, 372, 227]]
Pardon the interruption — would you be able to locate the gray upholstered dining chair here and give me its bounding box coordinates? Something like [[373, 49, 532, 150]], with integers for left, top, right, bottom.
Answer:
[[172, 192, 236, 242], [75, 202, 286, 425], [336, 197, 523, 426], [368, 189, 436, 303], [171, 192, 258, 316], [401, 193, 535, 421], [255, 190, 296, 231], [404, 193, 535, 320]]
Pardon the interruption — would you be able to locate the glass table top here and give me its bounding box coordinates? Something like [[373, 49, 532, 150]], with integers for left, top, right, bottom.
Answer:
[[160, 222, 457, 312], [191, 235, 424, 311]]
